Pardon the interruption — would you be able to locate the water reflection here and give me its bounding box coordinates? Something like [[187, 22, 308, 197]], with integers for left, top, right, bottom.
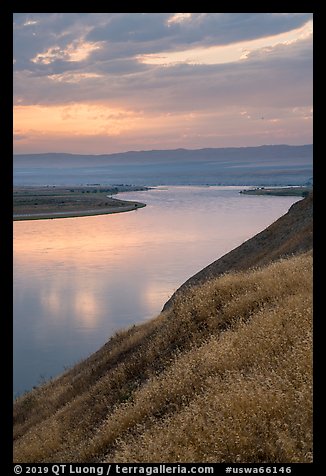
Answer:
[[13, 186, 300, 397]]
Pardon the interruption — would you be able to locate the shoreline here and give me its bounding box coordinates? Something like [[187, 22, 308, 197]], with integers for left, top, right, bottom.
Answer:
[[13, 185, 147, 221], [239, 185, 312, 197], [13, 202, 146, 221], [13, 194, 313, 462]]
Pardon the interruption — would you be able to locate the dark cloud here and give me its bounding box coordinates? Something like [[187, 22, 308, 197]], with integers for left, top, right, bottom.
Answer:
[[13, 13, 313, 153], [94, 58, 150, 75], [86, 13, 312, 48], [13, 13, 104, 70], [86, 13, 171, 42], [187, 13, 312, 46], [13, 13, 313, 73], [13, 34, 312, 114]]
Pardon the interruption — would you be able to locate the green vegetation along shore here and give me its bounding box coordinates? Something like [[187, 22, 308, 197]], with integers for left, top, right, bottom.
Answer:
[[13, 185, 147, 221], [13, 193, 313, 463]]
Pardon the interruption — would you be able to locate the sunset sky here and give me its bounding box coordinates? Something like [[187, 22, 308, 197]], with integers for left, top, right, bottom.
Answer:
[[13, 13, 313, 154]]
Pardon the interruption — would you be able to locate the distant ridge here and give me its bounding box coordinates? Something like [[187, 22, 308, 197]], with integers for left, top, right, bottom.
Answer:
[[14, 144, 313, 165], [14, 144, 313, 186]]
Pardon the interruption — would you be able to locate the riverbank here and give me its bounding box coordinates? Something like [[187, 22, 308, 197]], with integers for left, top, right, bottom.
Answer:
[[239, 185, 312, 197], [13, 185, 147, 221], [13, 194, 313, 463]]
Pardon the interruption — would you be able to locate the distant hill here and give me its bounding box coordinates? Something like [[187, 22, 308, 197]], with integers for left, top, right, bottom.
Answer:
[[13, 194, 313, 463], [13, 144, 313, 186], [13, 144, 313, 167]]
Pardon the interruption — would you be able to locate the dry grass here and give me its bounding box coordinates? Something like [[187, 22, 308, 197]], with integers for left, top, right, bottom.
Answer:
[[164, 193, 313, 311], [13, 252, 312, 463]]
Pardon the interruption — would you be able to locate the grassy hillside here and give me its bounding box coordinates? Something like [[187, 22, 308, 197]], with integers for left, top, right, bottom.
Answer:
[[13, 248, 312, 463], [13, 194, 313, 463], [164, 193, 312, 311]]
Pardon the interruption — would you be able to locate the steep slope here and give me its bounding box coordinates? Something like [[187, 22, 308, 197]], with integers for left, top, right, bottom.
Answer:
[[164, 192, 312, 311], [13, 253, 312, 463], [13, 195, 313, 464]]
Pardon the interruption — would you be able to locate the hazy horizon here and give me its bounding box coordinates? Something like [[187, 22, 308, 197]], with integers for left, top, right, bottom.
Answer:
[[13, 142, 313, 157], [13, 144, 313, 187]]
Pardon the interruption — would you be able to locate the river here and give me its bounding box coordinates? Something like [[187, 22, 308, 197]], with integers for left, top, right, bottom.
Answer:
[[13, 186, 300, 397]]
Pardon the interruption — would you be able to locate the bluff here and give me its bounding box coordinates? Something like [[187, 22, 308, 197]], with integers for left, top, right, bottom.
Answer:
[[164, 192, 313, 311], [13, 194, 313, 463]]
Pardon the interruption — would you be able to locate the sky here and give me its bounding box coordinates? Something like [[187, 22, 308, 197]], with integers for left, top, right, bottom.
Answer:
[[13, 13, 313, 155]]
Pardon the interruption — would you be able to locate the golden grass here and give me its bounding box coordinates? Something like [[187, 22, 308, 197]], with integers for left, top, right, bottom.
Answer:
[[13, 252, 312, 463]]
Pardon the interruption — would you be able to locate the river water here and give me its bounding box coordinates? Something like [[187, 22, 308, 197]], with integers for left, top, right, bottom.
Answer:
[[13, 186, 300, 397]]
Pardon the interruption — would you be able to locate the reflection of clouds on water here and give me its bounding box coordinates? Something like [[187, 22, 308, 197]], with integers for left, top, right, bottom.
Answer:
[[41, 287, 62, 316], [13, 186, 300, 397], [73, 290, 102, 327], [142, 280, 174, 317]]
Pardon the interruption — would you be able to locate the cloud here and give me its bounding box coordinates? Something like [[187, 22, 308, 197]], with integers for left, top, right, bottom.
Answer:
[[23, 19, 39, 26], [47, 72, 103, 83], [13, 133, 28, 141], [31, 40, 103, 65], [14, 33, 312, 111], [14, 103, 144, 139], [167, 13, 193, 25], [13, 13, 101, 70], [136, 19, 312, 66], [13, 13, 313, 153], [13, 13, 313, 72], [85, 13, 313, 48]]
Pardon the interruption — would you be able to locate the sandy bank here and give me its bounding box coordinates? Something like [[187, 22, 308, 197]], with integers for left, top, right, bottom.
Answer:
[[13, 185, 147, 221], [13, 203, 146, 220]]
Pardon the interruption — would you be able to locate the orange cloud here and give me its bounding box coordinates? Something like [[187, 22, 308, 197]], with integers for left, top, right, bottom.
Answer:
[[13, 103, 143, 137], [13, 102, 206, 144], [137, 20, 313, 66], [31, 40, 103, 64]]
